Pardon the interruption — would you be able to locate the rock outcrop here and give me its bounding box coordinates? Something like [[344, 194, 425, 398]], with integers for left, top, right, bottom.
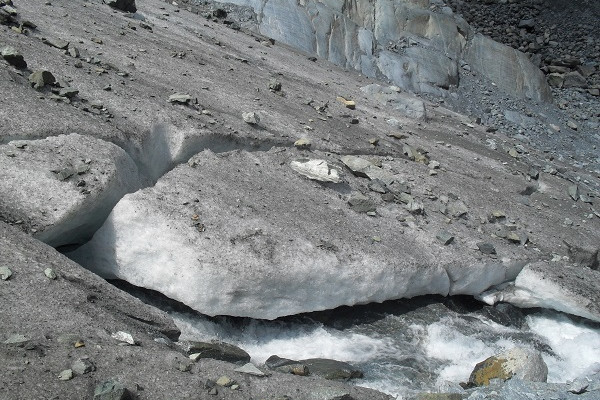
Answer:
[[218, 0, 552, 101]]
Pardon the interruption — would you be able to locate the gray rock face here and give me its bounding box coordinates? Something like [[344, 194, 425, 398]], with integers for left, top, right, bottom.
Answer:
[[465, 34, 552, 102], [219, 0, 550, 101]]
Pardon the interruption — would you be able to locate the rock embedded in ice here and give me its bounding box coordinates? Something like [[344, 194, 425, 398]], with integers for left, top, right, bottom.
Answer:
[[289, 158, 341, 183], [467, 347, 547, 387], [178, 340, 250, 364], [0, 133, 140, 247]]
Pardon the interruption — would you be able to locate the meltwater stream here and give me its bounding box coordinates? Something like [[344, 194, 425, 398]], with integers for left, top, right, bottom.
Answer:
[[170, 297, 600, 399]]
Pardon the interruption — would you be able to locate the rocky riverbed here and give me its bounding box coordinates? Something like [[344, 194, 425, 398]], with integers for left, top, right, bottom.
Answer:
[[1, 0, 599, 399]]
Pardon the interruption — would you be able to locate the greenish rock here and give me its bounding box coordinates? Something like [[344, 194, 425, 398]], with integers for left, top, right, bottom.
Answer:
[[506, 232, 522, 244], [29, 70, 56, 89], [94, 380, 132, 400], [179, 341, 250, 363], [168, 93, 192, 104], [300, 358, 363, 380], [56, 167, 76, 181], [477, 242, 497, 255], [242, 111, 260, 124], [216, 376, 234, 387], [176, 359, 193, 372], [348, 192, 376, 213], [568, 185, 580, 201], [0, 266, 12, 280], [446, 200, 468, 218], [68, 46, 80, 58], [3, 334, 29, 345], [42, 37, 69, 50], [58, 369, 73, 381], [265, 355, 309, 375], [436, 231, 454, 245], [44, 268, 57, 280], [59, 88, 79, 98], [72, 358, 96, 375], [268, 79, 282, 91], [1, 46, 27, 69], [293, 138, 311, 150]]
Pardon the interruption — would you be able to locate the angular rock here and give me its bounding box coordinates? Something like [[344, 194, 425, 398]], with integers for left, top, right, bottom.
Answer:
[[0, 266, 12, 280], [290, 158, 341, 183], [234, 363, 267, 377], [111, 331, 136, 345], [57, 369, 73, 381], [178, 341, 250, 363], [3, 334, 28, 344], [42, 37, 69, 50], [564, 241, 599, 270], [300, 358, 363, 381], [44, 268, 57, 280], [168, 93, 191, 104], [1, 46, 26, 69], [28, 70, 55, 89], [106, 0, 136, 13], [467, 347, 547, 387], [348, 192, 376, 213], [265, 356, 309, 375], [562, 71, 587, 89], [72, 358, 96, 375], [568, 185, 580, 201], [242, 111, 260, 124], [94, 380, 131, 400], [293, 138, 311, 150], [436, 231, 454, 246], [477, 242, 496, 255]]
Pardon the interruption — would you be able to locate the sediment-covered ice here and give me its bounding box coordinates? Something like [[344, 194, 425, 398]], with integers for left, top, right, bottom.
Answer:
[[0, 134, 140, 247], [72, 149, 524, 319], [478, 262, 600, 322]]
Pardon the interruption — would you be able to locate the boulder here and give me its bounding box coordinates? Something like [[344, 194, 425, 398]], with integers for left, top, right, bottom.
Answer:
[[178, 341, 250, 363], [0, 134, 140, 247], [300, 358, 364, 380], [465, 34, 552, 102], [106, 0, 136, 13], [1, 46, 26, 69], [467, 347, 548, 387]]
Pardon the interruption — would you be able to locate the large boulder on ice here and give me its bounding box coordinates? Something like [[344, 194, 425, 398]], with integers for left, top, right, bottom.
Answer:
[[478, 262, 600, 323], [0, 134, 139, 247], [72, 149, 524, 320]]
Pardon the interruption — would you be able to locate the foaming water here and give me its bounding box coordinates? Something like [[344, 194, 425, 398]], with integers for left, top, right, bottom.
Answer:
[[527, 313, 600, 382], [171, 302, 600, 398]]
